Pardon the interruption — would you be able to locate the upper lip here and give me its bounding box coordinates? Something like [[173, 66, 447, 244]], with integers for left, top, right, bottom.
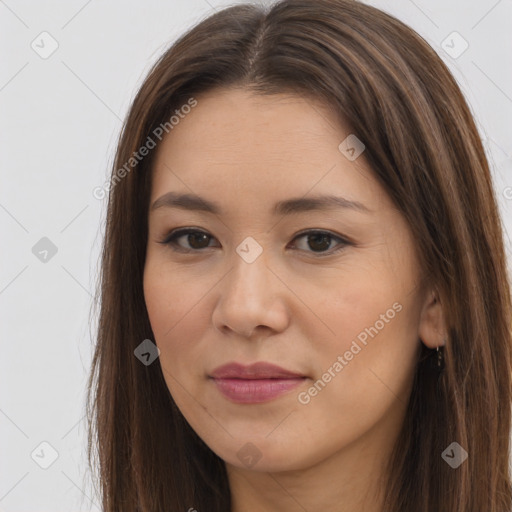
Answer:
[[209, 362, 305, 379]]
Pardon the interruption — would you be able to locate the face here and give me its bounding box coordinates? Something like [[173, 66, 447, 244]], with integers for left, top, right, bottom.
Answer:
[[143, 88, 437, 474]]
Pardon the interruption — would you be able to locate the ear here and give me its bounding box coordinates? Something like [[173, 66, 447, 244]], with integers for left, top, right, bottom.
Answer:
[[418, 289, 447, 349]]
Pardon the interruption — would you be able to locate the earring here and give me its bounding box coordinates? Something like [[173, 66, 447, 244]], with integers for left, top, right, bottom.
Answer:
[[433, 339, 446, 395], [435, 343, 445, 371]]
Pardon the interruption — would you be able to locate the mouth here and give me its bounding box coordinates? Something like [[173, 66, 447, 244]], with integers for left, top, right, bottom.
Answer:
[[208, 361, 307, 404]]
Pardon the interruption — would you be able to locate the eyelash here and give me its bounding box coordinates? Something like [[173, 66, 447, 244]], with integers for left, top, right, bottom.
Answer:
[[157, 227, 352, 257]]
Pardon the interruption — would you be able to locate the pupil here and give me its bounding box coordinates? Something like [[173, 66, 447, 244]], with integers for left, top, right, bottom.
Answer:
[[189, 233, 209, 249], [308, 234, 330, 251]]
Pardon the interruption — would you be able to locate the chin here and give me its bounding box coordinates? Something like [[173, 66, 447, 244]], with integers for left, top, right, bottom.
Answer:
[[217, 437, 318, 473]]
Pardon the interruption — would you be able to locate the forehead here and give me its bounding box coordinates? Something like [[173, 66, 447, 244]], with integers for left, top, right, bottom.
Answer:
[[156, 88, 342, 158], [150, 88, 390, 213]]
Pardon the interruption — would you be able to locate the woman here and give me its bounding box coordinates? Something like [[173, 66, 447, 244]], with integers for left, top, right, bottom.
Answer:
[[86, 0, 512, 510]]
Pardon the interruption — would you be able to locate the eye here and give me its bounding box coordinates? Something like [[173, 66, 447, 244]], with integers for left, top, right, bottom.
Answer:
[[288, 229, 350, 256], [158, 228, 351, 256], [158, 228, 218, 252]]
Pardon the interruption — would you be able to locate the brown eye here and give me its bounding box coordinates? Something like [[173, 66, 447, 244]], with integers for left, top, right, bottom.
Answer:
[[290, 230, 350, 256], [305, 233, 332, 252], [159, 228, 350, 257], [185, 232, 211, 249], [159, 228, 217, 252]]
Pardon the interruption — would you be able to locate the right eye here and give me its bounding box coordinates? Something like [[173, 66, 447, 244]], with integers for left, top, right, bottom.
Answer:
[[158, 228, 219, 252]]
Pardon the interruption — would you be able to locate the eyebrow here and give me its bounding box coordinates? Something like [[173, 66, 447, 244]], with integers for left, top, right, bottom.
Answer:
[[150, 191, 371, 215]]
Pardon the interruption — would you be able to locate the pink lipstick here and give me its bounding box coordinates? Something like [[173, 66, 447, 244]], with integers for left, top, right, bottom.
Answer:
[[209, 362, 306, 403]]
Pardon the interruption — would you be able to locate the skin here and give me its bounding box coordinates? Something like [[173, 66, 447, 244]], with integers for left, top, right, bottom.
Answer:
[[143, 88, 446, 512]]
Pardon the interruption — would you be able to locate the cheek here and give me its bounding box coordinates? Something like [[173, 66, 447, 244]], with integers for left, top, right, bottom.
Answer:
[[311, 269, 420, 399], [326, 242, 420, 349], [143, 263, 212, 379], [144, 259, 200, 336], [313, 269, 396, 350]]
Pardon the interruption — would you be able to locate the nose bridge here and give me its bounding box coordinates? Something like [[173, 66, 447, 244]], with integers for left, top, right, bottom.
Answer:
[[225, 243, 270, 301], [212, 240, 289, 337]]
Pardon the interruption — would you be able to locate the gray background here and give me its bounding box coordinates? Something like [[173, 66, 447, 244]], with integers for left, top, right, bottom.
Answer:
[[1, 0, 511, 510]]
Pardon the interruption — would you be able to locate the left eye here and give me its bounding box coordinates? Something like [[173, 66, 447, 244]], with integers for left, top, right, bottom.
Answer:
[[159, 228, 350, 256], [291, 230, 349, 254]]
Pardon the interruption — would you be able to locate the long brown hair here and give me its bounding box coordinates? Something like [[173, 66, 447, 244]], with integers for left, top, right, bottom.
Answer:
[[86, 1, 512, 510]]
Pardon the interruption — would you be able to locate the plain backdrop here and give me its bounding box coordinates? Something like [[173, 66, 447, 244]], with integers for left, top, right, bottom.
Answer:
[[1, 0, 511, 510]]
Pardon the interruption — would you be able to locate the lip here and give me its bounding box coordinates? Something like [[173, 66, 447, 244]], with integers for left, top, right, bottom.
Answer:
[[209, 362, 307, 404], [210, 362, 305, 379]]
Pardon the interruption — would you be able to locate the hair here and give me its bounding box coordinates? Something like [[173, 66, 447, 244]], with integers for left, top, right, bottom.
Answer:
[[86, 0, 512, 510]]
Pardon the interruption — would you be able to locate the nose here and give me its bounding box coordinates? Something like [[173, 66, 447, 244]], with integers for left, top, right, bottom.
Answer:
[[212, 251, 290, 340]]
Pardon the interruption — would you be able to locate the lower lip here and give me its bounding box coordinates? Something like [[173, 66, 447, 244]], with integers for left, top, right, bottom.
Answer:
[[211, 377, 305, 403]]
